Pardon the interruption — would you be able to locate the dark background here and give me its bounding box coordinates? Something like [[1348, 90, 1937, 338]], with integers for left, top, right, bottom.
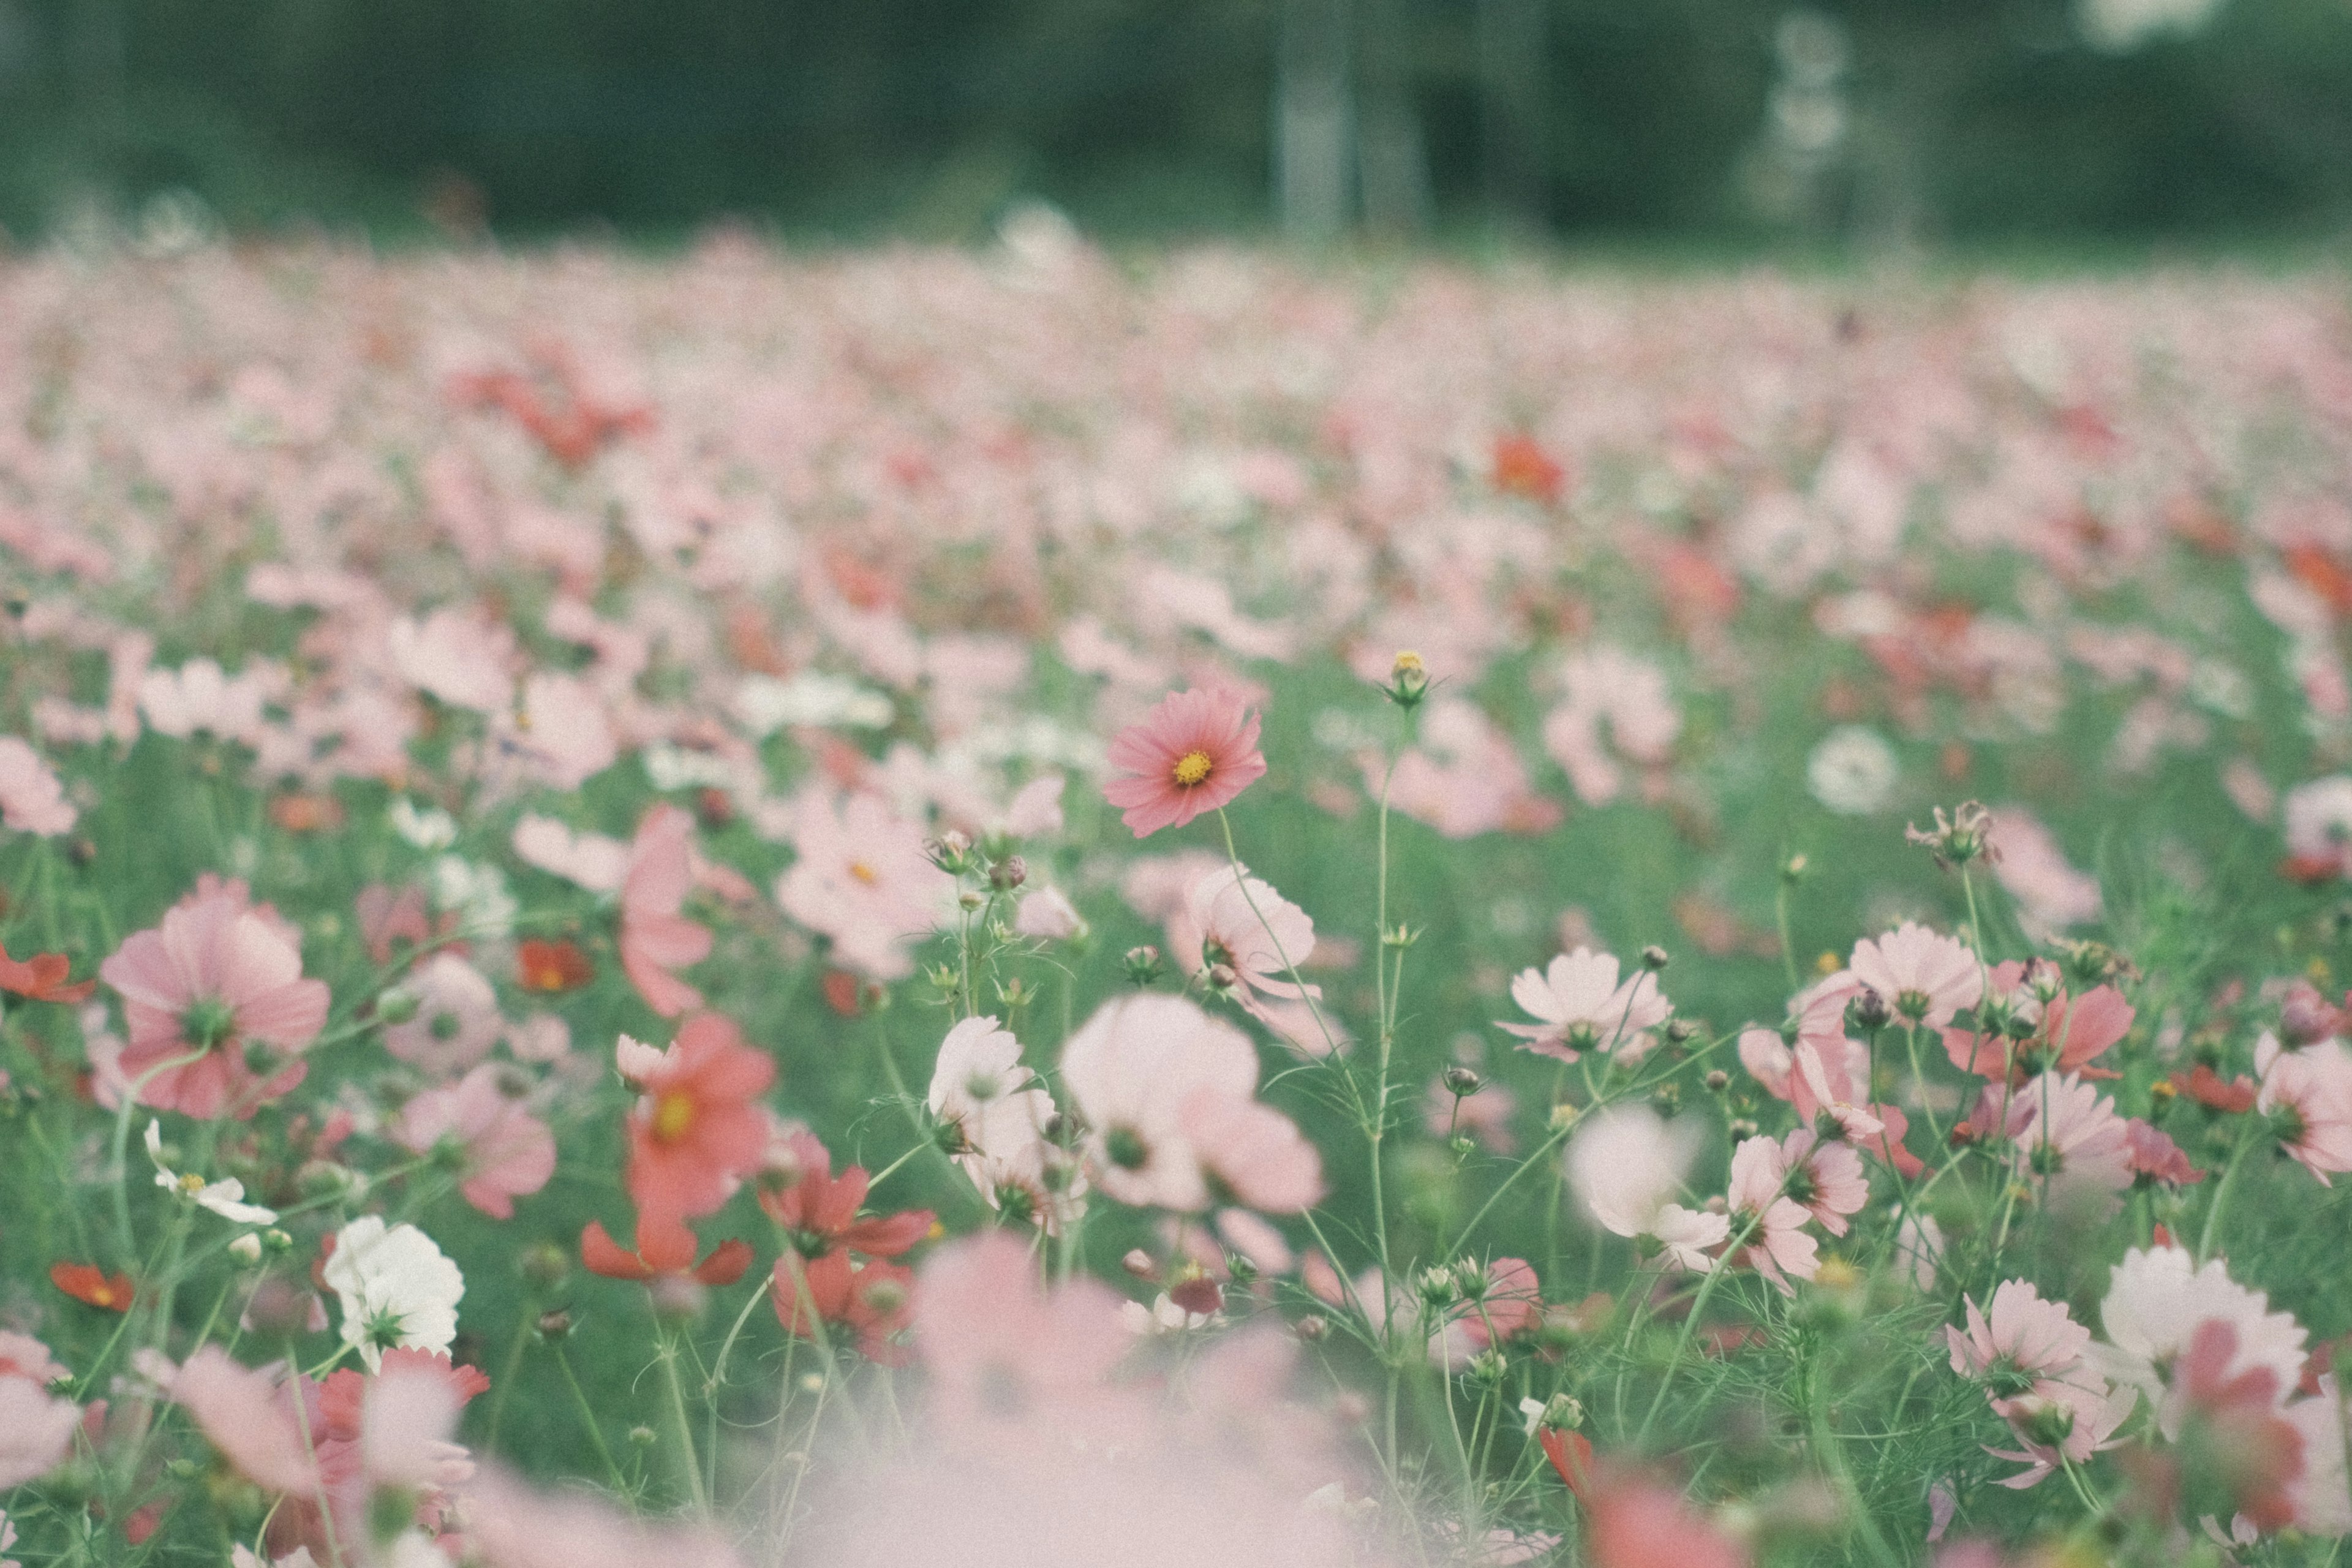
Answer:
[[6, 0, 2352, 250]]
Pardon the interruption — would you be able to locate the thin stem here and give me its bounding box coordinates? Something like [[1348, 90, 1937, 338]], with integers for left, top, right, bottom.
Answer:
[[554, 1341, 628, 1491]]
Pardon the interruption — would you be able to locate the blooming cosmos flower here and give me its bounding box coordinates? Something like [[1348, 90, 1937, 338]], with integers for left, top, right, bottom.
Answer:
[[1060, 993, 1306, 1213], [1992, 1071, 2133, 1219], [145, 1120, 277, 1224], [393, 1066, 557, 1219], [2253, 1030, 2352, 1183], [1726, 1134, 1820, 1292], [1947, 1280, 2106, 1422], [622, 1013, 775, 1255], [1847, 922, 1981, 1028], [1564, 1105, 1727, 1271], [0, 941, 94, 1003], [1102, 687, 1268, 837], [1498, 948, 1670, 1062], [100, 882, 330, 1120], [911, 1231, 1143, 1447], [926, 1016, 1068, 1224], [168, 1346, 321, 1497], [323, 1217, 465, 1371]]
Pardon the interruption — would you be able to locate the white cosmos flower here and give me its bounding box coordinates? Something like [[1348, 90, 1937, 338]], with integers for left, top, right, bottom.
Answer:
[[145, 1121, 277, 1226], [323, 1216, 464, 1371], [1806, 725, 1900, 815]]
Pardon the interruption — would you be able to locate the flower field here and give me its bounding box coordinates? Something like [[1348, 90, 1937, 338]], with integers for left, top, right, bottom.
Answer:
[[2, 238, 2351, 1567]]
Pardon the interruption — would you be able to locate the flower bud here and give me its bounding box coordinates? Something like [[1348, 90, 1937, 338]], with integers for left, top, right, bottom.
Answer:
[[1417, 1266, 1459, 1306], [1704, 1069, 1730, 1092], [1640, 944, 1670, 972], [1466, 1349, 1506, 1384], [1294, 1313, 1329, 1342], [1382, 650, 1430, 709], [988, 854, 1028, 892], [1850, 987, 1891, 1032], [1121, 1248, 1159, 1281], [1123, 945, 1164, 987], [229, 1233, 263, 1267], [1442, 1065, 1483, 1097], [535, 1309, 573, 1341], [519, 1240, 571, 1293]]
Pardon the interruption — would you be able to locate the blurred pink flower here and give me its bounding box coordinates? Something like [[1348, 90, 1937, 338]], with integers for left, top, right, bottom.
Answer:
[[387, 608, 516, 714], [0, 1339, 78, 1489], [774, 789, 949, 981], [619, 804, 712, 1017], [1102, 687, 1267, 837], [168, 1346, 319, 1497], [0, 737, 74, 836], [382, 953, 502, 1077], [100, 884, 330, 1120], [1564, 1105, 1726, 1271], [1726, 1133, 1819, 1292], [2254, 1031, 2352, 1183], [510, 815, 629, 892], [1060, 993, 1260, 1212], [394, 1065, 557, 1219]]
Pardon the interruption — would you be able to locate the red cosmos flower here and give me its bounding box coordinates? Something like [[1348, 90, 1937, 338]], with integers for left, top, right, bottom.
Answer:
[[1537, 1427, 1595, 1499], [579, 1219, 753, 1285], [1492, 434, 1567, 505], [624, 1013, 775, 1256], [2171, 1064, 2259, 1114], [1945, 963, 2133, 1083], [1101, 687, 1268, 838], [51, 1262, 134, 1311], [771, 1251, 916, 1365], [2173, 1319, 2307, 1533], [759, 1130, 935, 1266], [516, 938, 593, 993], [0, 941, 96, 1004]]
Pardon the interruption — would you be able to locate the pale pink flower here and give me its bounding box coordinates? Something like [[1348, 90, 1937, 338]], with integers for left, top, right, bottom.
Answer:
[[1727, 1133, 1819, 1292], [911, 1231, 1142, 1447], [168, 1346, 318, 1496], [2088, 1245, 2309, 1439], [510, 815, 629, 892], [1564, 1104, 1727, 1270], [1540, 646, 1679, 807], [1000, 774, 1066, 837], [774, 789, 951, 981], [393, 1065, 557, 1219], [1848, 922, 1982, 1028], [1376, 697, 1561, 839], [1996, 1072, 2133, 1218], [1498, 948, 1669, 1062], [1012, 886, 1084, 940], [463, 1466, 745, 1568], [2254, 1031, 2352, 1183], [619, 804, 712, 1016], [1181, 1091, 1324, 1212], [1984, 1382, 2139, 1489], [1059, 993, 1260, 1212], [1986, 807, 2102, 935], [382, 953, 502, 1077], [494, 672, 616, 790], [927, 1016, 1071, 1227], [1946, 1280, 2107, 1425], [1119, 851, 1226, 922], [100, 884, 330, 1120], [1170, 863, 1320, 1006], [138, 657, 276, 744], [0, 737, 74, 836], [0, 1341, 78, 1489], [1102, 687, 1268, 837], [387, 608, 516, 714]]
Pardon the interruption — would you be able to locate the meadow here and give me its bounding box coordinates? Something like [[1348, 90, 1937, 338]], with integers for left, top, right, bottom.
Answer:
[[0, 233, 2349, 1567]]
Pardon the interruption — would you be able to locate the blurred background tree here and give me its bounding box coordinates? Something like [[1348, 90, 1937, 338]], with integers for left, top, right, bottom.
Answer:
[[1, 0, 2348, 247]]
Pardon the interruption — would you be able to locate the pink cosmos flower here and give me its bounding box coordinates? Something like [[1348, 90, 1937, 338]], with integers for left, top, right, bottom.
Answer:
[[1169, 864, 1324, 1027], [1847, 922, 1982, 1028], [386, 608, 516, 714], [1726, 1134, 1819, 1292], [1498, 948, 1670, 1063], [926, 1016, 1071, 1227], [1012, 886, 1084, 940], [1992, 1071, 2133, 1218], [2122, 1118, 2203, 1186], [2254, 1031, 2352, 1183], [1059, 993, 1262, 1212], [0, 737, 75, 836], [510, 815, 629, 892], [393, 1065, 557, 1219], [619, 804, 712, 1017], [1983, 1382, 2139, 1490], [774, 788, 951, 981], [911, 1231, 1143, 1448], [1180, 1091, 1324, 1212], [1777, 1129, 1869, 1235], [1564, 1105, 1727, 1271], [0, 1336, 78, 1489], [168, 1346, 320, 1497], [1102, 687, 1268, 837], [1946, 1280, 2108, 1428], [464, 1465, 746, 1568], [138, 657, 276, 744], [381, 952, 502, 1077], [100, 884, 330, 1120]]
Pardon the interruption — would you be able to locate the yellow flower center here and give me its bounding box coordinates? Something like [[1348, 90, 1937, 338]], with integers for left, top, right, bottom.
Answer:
[[848, 860, 879, 886], [1172, 750, 1215, 788], [652, 1091, 696, 1143], [178, 1173, 208, 1197]]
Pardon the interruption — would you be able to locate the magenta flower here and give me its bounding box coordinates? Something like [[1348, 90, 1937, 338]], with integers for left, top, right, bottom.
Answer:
[[1101, 687, 1268, 837], [99, 885, 330, 1121]]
